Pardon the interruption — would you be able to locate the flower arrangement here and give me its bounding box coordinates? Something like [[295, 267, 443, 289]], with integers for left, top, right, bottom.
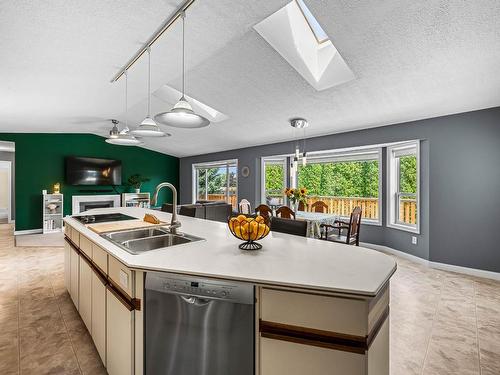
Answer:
[[284, 187, 308, 204]]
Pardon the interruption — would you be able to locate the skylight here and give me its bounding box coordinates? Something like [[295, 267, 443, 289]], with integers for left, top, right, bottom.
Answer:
[[254, 0, 355, 91], [296, 0, 329, 44], [153, 85, 228, 123]]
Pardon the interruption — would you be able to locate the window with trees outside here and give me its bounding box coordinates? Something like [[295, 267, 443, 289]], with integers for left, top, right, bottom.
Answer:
[[387, 141, 419, 232], [193, 160, 238, 209], [262, 157, 287, 207], [295, 149, 382, 224], [261, 149, 382, 223]]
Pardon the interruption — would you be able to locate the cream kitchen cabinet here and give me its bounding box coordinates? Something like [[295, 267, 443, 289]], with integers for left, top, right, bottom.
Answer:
[[64, 240, 71, 292], [79, 255, 93, 331], [91, 268, 107, 366], [69, 243, 79, 309], [106, 287, 134, 375], [258, 286, 390, 375]]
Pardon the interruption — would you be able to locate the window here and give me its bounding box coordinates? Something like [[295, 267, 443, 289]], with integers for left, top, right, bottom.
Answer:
[[294, 149, 382, 224], [261, 157, 287, 207], [193, 160, 238, 209], [387, 141, 420, 233]]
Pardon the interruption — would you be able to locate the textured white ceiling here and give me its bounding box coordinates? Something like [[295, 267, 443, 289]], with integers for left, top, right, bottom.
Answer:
[[1, 0, 500, 157]]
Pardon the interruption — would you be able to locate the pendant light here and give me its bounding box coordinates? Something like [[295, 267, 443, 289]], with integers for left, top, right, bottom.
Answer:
[[154, 12, 210, 129], [289, 118, 309, 167], [106, 71, 142, 146], [131, 48, 169, 137]]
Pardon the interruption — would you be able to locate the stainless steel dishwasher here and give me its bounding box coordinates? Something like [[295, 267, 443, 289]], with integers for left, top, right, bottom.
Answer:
[[145, 272, 255, 375]]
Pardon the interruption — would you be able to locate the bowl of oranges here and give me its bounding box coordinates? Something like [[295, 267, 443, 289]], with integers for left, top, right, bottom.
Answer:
[[228, 214, 270, 250]]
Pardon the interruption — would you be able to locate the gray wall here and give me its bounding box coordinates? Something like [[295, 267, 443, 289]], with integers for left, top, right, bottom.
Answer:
[[180, 107, 500, 273], [0, 151, 15, 220]]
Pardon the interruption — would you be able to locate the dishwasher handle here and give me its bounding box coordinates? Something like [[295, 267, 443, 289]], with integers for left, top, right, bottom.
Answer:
[[180, 295, 211, 306]]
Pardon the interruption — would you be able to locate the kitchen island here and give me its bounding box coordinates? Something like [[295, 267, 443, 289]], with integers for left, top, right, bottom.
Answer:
[[63, 207, 396, 375]]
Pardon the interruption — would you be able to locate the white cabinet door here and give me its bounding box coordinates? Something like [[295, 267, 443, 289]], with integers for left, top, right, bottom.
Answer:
[[260, 337, 365, 375], [69, 246, 79, 309], [106, 288, 134, 375], [91, 269, 107, 366], [64, 241, 71, 293], [79, 256, 92, 331]]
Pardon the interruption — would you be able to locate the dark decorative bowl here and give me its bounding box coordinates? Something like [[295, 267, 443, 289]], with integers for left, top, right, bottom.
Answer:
[[227, 216, 270, 250]]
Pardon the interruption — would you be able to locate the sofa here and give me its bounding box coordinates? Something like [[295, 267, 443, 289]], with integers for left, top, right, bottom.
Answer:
[[161, 200, 233, 223]]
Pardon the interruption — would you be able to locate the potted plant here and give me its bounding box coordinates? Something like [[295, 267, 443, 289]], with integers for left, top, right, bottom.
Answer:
[[284, 187, 308, 212], [127, 174, 150, 193]]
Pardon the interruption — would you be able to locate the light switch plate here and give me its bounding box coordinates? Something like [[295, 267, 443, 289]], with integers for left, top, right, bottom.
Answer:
[[412, 236, 417, 245], [119, 269, 129, 289]]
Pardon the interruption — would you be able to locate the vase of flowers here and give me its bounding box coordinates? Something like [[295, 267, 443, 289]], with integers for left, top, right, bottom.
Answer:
[[284, 187, 308, 211]]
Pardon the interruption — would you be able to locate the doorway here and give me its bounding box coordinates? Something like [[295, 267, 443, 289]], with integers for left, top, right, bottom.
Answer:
[[0, 161, 12, 223]]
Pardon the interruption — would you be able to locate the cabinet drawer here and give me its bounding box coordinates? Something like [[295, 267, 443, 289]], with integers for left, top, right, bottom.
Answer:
[[108, 256, 133, 297], [92, 244, 108, 274], [260, 337, 364, 375], [70, 227, 80, 247], [261, 288, 367, 336], [65, 224, 72, 237], [79, 236, 93, 258]]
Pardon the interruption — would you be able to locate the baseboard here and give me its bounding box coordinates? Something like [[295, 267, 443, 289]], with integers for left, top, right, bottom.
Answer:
[[14, 228, 43, 235], [429, 261, 500, 281], [361, 242, 500, 281], [360, 242, 429, 266]]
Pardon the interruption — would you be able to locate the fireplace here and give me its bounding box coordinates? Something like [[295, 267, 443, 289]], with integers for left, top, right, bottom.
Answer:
[[72, 195, 121, 214]]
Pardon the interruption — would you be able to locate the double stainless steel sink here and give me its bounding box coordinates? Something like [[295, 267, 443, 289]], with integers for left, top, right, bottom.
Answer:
[[102, 227, 204, 255]]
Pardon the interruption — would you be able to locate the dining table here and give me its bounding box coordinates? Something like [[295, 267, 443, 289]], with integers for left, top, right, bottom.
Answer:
[[295, 211, 339, 238]]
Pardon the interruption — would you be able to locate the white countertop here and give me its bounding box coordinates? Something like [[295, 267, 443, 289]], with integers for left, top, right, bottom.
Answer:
[[64, 207, 396, 297]]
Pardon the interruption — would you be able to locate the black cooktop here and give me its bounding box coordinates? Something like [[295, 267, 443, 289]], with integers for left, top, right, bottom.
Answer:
[[73, 213, 137, 224]]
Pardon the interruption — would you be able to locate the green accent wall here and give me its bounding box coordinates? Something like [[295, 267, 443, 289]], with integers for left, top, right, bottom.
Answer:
[[0, 133, 179, 231]]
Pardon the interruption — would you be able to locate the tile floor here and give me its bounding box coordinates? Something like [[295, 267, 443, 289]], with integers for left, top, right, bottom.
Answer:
[[1, 223, 499, 375]]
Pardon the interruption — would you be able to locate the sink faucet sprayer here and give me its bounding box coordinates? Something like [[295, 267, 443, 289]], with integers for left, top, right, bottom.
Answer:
[[151, 182, 180, 234]]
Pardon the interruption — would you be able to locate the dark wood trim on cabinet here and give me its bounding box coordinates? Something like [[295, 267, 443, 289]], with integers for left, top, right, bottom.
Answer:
[[65, 235, 141, 311], [260, 307, 389, 354], [260, 320, 367, 354], [106, 284, 135, 311], [64, 236, 79, 251], [367, 305, 389, 348], [108, 278, 141, 311]]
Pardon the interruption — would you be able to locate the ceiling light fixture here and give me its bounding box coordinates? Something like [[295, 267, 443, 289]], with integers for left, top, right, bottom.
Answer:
[[106, 71, 142, 146], [131, 48, 169, 137], [290, 118, 309, 168], [154, 12, 210, 129]]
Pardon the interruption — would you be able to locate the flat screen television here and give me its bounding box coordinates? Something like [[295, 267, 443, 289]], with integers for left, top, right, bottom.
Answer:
[[65, 156, 122, 186]]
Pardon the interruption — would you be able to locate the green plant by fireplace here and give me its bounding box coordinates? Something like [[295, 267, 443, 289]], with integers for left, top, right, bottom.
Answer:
[[127, 174, 150, 192]]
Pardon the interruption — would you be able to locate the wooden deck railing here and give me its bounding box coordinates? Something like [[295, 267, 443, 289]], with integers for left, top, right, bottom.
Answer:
[[205, 193, 417, 224], [399, 198, 417, 225], [305, 196, 379, 220], [203, 194, 238, 209]]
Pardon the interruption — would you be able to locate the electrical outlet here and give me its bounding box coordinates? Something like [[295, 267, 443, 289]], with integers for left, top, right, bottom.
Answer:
[[119, 269, 129, 289], [411, 236, 417, 245]]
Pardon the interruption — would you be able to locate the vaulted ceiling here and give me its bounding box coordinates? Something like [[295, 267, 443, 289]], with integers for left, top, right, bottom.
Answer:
[[1, 0, 499, 157]]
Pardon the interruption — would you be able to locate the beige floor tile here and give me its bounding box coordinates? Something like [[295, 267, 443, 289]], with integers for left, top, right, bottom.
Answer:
[[2, 223, 500, 374]]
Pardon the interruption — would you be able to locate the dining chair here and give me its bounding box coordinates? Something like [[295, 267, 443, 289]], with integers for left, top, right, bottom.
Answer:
[[311, 201, 328, 213], [320, 206, 362, 246], [239, 199, 252, 215], [276, 206, 296, 220], [298, 201, 307, 211], [255, 204, 273, 222], [270, 217, 308, 237]]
